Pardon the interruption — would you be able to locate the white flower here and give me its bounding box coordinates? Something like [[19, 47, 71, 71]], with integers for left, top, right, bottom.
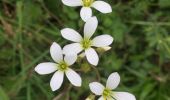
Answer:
[[61, 17, 113, 66], [89, 72, 136, 100], [62, 0, 112, 22], [34, 42, 82, 91]]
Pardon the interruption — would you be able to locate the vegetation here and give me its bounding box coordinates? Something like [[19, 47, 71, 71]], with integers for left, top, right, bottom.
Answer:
[[0, 0, 170, 100]]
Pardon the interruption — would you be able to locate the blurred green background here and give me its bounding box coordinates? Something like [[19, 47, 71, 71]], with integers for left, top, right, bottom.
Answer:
[[0, 0, 170, 100]]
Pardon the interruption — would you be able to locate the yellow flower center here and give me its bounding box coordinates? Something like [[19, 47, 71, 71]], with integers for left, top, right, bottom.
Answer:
[[58, 61, 68, 71], [103, 88, 111, 98], [81, 39, 92, 49], [83, 0, 94, 7]]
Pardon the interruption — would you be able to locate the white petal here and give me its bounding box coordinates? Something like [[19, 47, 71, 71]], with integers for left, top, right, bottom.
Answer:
[[62, 0, 83, 7], [92, 35, 114, 47], [100, 46, 112, 51], [113, 92, 136, 100], [65, 68, 82, 86], [50, 42, 63, 63], [80, 7, 92, 22], [98, 96, 104, 100], [64, 54, 77, 66], [79, 52, 85, 58], [92, 1, 112, 13], [61, 28, 82, 42], [35, 62, 57, 75], [89, 82, 104, 95], [63, 43, 83, 54], [106, 72, 120, 90], [84, 16, 98, 39], [85, 48, 99, 66], [50, 71, 64, 91]]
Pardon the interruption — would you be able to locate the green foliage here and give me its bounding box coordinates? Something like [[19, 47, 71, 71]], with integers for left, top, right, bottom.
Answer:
[[0, 0, 170, 100], [159, 0, 170, 8], [0, 86, 9, 100]]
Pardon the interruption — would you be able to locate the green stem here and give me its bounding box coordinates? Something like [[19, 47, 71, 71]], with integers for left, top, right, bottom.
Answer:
[[129, 21, 170, 26], [17, 1, 24, 70], [91, 66, 101, 81]]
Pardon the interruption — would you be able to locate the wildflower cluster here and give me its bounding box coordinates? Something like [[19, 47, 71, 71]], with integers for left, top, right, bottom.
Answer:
[[34, 0, 136, 100]]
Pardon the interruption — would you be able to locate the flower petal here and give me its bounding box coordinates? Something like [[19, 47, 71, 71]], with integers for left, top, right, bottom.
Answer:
[[80, 7, 92, 22], [63, 43, 83, 54], [92, 35, 113, 47], [112, 92, 136, 100], [62, 0, 83, 7], [50, 42, 63, 63], [106, 72, 120, 90], [50, 71, 64, 91], [35, 62, 57, 75], [84, 16, 98, 39], [92, 1, 112, 13], [98, 96, 104, 100], [79, 52, 85, 58], [61, 28, 82, 42], [100, 46, 112, 51], [64, 54, 77, 66], [65, 68, 82, 86], [89, 82, 104, 95], [85, 48, 99, 66]]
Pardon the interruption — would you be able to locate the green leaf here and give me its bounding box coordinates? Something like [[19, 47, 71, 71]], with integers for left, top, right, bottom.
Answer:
[[159, 0, 170, 8], [0, 86, 9, 100], [22, 1, 43, 26], [43, 0, 62, 16], [140, 83, 156, 100]]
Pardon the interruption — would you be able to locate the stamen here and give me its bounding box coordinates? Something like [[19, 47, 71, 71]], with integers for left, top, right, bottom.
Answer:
[[58, 61, 68, 71], [103, 88, 111, 98], [83, 0, 94, 7], [81, 39, 91, 49]]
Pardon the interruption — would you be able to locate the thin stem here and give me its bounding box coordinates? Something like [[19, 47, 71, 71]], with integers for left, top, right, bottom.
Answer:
[[39, 0, 64, 28], [91, 66, 101, 81], [163, 42, 170, 56], [53, 84, 72, 100], [128, 21, 170, 26], [16, 1, 24, 70]]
